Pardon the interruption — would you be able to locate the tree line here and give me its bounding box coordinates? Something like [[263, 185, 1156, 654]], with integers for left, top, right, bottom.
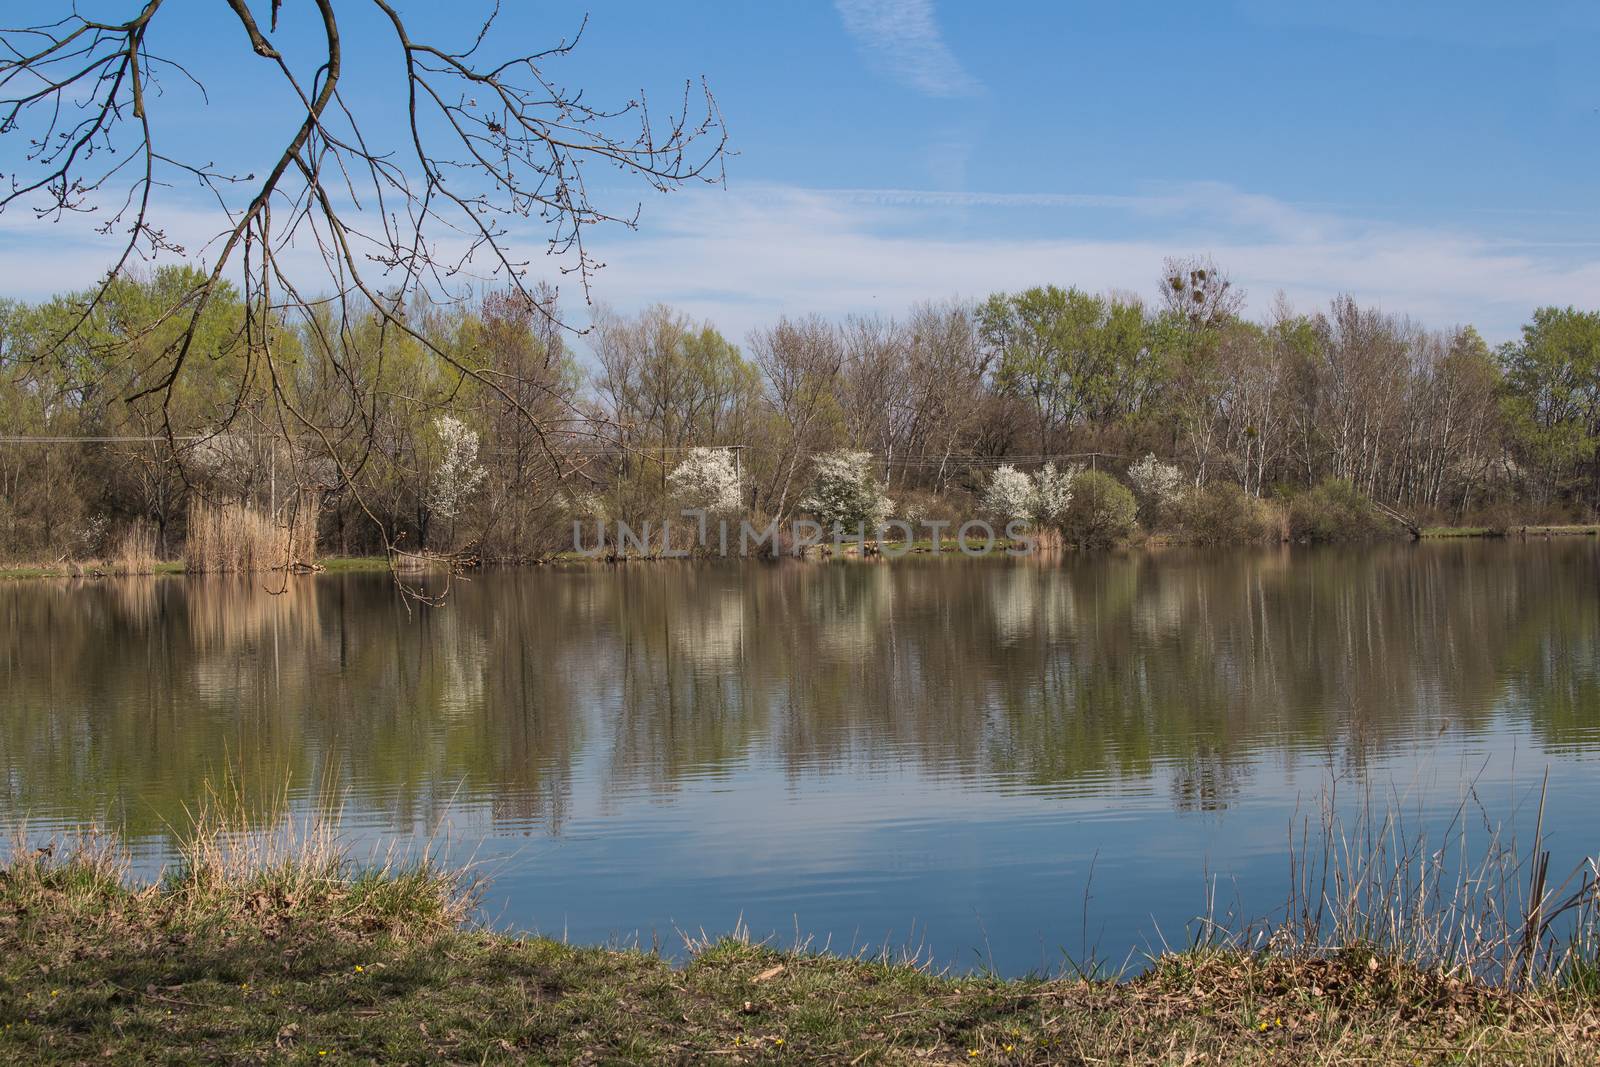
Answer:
[[2, 256, 1598, 563]]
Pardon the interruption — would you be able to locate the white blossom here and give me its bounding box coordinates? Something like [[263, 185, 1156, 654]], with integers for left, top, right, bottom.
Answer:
[[1030, 462, 1073, 524], [984, 462, 1074, 526], [982, 464, 1035, 521], [1126, 453, 1183, 518], [801, 449, 891, 532], [667, 447, 742, 515], [427, 415, 487, 520]]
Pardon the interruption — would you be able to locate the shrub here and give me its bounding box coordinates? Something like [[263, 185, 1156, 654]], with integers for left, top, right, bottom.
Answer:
[[667, 447, 742, 516], [982, 462, 1074, 528], [981, 464, 1035, 522], [894, 487, 966, 527], [1172, 483, 1277, 544], [1473, 502, 1521, 537], [426, 415, 488, 522], [1059, 470, 1138, 548], [1126, 453, 1184, 527], [1031, 462, 1074, 527], [801, 450, 891, 533], [1288, 479, 1389, 542]]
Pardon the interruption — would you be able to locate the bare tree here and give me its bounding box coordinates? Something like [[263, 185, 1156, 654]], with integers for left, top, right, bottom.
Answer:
[[899, 301, 987, 492], [1, 1, 727, 577], [750, 315, 846, 519], [1160, 255, 1245, 330]]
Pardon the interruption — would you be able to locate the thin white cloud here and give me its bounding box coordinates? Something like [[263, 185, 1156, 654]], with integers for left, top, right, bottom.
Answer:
[[815, 183, 1339, 241], [575, 182, 1600, 344], [7, 181, 1599, 348], [835, 0, 983, 98]]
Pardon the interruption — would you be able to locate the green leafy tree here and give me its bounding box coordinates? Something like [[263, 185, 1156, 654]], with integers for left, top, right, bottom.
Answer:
[[1498, 307, 1600, 507], [980, 287, 1139, 454]]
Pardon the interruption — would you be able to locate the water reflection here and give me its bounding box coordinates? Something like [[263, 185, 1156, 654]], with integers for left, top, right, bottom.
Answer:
[[3, 541, 1599, 969]]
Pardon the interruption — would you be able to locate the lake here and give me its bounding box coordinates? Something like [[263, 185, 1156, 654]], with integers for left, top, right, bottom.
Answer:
[[3, 541, 1598, 975]]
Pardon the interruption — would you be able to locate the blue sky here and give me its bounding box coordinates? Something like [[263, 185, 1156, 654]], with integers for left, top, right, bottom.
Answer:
[[5, 0, 1600, 341]]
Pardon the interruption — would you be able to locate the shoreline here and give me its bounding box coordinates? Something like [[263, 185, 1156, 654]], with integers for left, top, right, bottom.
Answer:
[[4, 848, 1597, 1064], [3, 526, 1597, 582]]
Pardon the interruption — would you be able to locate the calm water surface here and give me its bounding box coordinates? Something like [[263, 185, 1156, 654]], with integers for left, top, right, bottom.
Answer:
[[3, 542, 1598, 973]]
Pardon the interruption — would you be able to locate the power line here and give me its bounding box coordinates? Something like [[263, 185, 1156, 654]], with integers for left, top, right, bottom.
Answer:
[[0, 434, 206, 444]]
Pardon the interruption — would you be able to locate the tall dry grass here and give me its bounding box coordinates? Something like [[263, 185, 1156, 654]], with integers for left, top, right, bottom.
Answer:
[[1257, 777, 1600, 989], [164, 774, 474, 931], [4, 772, 475, 936], [184, 495, 318, 574], [106, 520, 158, 575]]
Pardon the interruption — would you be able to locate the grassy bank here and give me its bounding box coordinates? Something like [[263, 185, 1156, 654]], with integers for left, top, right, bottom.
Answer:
[[0, 556, 396, 581], [3, 841, 1598, 1065], [4, 524, 1599, 581], [0, 560, 185, 580], [1420, 523, 1600, 539], [0, 542, 1019, 578]]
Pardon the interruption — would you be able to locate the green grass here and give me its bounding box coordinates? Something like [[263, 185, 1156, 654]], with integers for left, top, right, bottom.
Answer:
[[0, 560, 185, 580], [0, 555, 397, 580], [4, 844, 1599, 1065], [0, 564, 67, 579], [1421, 524, 1600, 539]]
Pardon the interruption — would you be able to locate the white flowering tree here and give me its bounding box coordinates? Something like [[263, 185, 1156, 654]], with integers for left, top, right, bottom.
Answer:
[[984, 462, 1074, 528], [187, 432, 260, 499], [801, 450, 891, 532], [1031, 462, 1074, 526], [667, 447, 742, 516], [1126, 453, 1184, 526], [983, 465, 1035, 521], [427, 416, 488, 547]]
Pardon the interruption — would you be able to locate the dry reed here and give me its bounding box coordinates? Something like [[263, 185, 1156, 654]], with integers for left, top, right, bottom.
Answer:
[[184, 495, 318, 574], [106, 520, 158, 575]]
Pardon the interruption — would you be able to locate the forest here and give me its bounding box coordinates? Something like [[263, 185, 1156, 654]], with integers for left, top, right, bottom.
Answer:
[[2, 255, 1598, 565]]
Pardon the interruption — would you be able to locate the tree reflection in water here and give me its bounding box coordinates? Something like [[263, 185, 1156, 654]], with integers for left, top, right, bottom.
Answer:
[[2, 541, 1598, 843]]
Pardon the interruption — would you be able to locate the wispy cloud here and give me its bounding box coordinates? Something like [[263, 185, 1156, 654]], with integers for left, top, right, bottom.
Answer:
[[835, 0, 982, 98], [576, 182, 1600, 344], [7, 181, 1599, 348]]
